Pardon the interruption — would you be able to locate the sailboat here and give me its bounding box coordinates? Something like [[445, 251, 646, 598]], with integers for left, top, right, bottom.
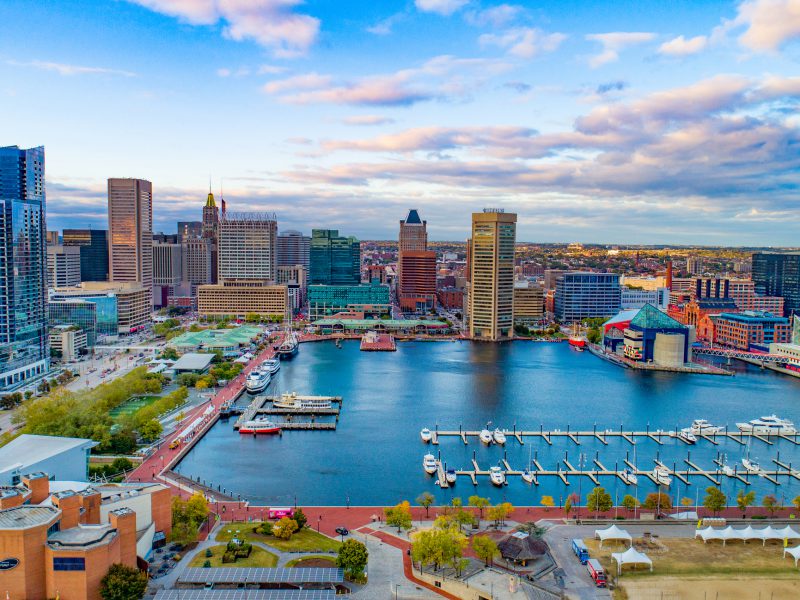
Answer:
[[521, 445, 534, 484], [276, 310, 299, 359]]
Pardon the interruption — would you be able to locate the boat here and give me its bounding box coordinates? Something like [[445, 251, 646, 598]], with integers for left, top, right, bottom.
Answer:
[[272, 392, 332, 410], [686, 419, 724, 435], [653, 465, 672, 486], [493, 428, 506, 445], [445, 468, 457, 485], [276, 331, 299, 359], [621, 469, 638, 485], [736, 415, 796, 435], [521, 469, 534, 484], [568, 323, 586, 350], [423, 454, 438, 475], [742, 457, 761, 473], [677, 430, 697, 444], [238, 416, 280, 435], [479, 428, 493, 445], [721, 464, 735, 477], [245, 368, 271, 394], [420, 428, 433, 443], [489, 466, 505, 487], [263, 358, 280, 374]]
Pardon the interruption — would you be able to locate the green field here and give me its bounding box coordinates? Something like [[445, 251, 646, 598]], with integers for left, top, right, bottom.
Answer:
[[108, 395, 162, 419]]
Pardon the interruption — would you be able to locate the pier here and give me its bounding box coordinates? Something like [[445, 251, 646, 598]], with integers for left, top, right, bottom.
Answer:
[[233, 393, 343, 430]]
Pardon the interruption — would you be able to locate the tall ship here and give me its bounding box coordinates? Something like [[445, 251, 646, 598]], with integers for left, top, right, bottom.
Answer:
[[276, 331, 299, 359], [568, 323, 586, 350], [245, 366, 271, 394]]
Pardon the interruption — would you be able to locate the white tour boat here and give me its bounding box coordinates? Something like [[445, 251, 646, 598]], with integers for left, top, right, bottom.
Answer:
[[423, 454, 438, 475], [653, 465, 672, 486], [489, 466, 506, 487], [736, 415, 796, 435], [272, 392, 332, 410], [238, 417, 280, 435], [245, 367, 271, 394], [263, 358, 281, 375], [493, 428, 506, 445], [420, 428, 433, 443], [479, 429, 493, 445]]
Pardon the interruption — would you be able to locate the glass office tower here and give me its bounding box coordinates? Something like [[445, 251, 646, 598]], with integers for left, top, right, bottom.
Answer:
[[0, 146, 49, 390], [752, 253, 800, 317], [309, 229, 360, 285], [62, 228, 109, 282]]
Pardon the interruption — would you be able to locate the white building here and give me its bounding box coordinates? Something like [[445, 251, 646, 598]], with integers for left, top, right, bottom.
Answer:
[[0, 435, 97, 485], [218, 212, 278, 283], [49, 325, 88, 361], [47, 245, 81, 288], [621, 287, 669, 311]]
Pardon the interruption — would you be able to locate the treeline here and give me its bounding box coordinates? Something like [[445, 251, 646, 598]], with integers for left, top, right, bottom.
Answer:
[[118, 386, 189, 443]]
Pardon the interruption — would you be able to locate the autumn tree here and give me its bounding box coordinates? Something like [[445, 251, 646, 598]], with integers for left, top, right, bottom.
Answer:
[[621, 495, 640, 512], [737, 490, 756, 518], [273, 517, 299, 540], [472, 535, 499, 566], [540, 495, 555, 511], [703, 487, 727, 516], [468, 495, 490, 519], [385, 501, 413, 533], [586, 487, 613, 517]]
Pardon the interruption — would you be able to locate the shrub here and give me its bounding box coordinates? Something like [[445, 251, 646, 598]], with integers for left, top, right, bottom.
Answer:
[[260, 522, 273, 535], [205, 549, 212, 558], [222, 552, 236, 563], [203, 560, 211, 568]]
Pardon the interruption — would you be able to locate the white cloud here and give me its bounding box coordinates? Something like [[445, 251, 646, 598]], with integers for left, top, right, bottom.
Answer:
[[480, 28, 566, 58], [258, 64, 289, 75], [7, 59, 136, 77], [736, 0, 800, 52], [658, 35, 708, 56], [263, 73, 333, 94], [465, 4, 523, 28], [415, 0, 469, 17], [585, 32, 656, 67], [342, 115, 397, 126], [127, 0, 319, 57]]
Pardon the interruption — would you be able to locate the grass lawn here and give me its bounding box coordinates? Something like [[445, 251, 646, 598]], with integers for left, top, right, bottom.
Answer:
[[189, 544, 277, 568], [285, 555, 337, 568], [584, 537, 800, 580], [109, 395, 161, 419], [215, 523, 341, 553]]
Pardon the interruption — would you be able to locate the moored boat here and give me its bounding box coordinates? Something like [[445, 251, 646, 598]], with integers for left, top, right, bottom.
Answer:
[[687, 419, 724, 435], [742, 457, 761, 473], [423, 453, 438, 475], [493, 428, 506, 445], [420, 428, 433, 443], [272, 392, 332, 410], [653, 465, 672, 486], [263, 358, 280, 374], [489, 466, 505, 487], [239, 417, 280, 435], [677, 430, 697, 444], [245, 368, 271, 394], [521, 469, 534, 484], [621, 469, 638, 485], [479, 429, 493, 445], [736, 415, 796, 435], [445, 468, 457, 484]]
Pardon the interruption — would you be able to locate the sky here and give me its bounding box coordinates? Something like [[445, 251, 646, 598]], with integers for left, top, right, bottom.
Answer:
[[1, 0, 799, 244]]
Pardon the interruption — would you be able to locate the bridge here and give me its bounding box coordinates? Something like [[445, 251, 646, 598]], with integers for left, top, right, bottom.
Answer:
[[693, 347, 788, 364]]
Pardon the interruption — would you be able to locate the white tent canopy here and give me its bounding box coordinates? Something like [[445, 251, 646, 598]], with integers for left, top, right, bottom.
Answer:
[[611, 547, 653, 575], [775, 525, 800, 540], [784, 545, 800, 567], [697, 525, 799, 546], [595, 524, 633, 548]]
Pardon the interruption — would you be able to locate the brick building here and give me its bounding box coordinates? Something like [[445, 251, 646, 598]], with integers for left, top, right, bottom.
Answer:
[[714, 311, 792, 351]]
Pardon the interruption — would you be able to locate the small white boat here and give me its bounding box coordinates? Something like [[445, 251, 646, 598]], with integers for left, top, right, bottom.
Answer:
[[238, 416, 280, 435], [722, 464, 735, 477], [489, 466, 505, 487], [736, 415, 796, 435], [479, 429, 493, 445], [742, 457, 761, 473], [621, 469, 638, 485], [687, 419, 724, 435], [423, 454, 438, 475], [420, 428, 432, 443], [677, 429, 697, 444], [493, 428, 506, 445], [445, 468, 457, 484], [653, 465, 672, 486], [521, 469, 534, 484]]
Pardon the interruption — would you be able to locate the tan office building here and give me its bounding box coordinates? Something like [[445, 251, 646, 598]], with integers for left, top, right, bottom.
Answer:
[[513, 284, 544, 325], [108, 178, 153, 294], [198, 281, 287, 319], [468, 210, 517, 341]]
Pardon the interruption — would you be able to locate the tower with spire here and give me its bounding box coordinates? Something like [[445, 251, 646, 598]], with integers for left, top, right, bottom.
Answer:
[[202, 185, 219, 283]]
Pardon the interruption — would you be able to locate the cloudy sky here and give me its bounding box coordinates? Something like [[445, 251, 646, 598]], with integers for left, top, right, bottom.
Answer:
[[1, 0, 799, 244]]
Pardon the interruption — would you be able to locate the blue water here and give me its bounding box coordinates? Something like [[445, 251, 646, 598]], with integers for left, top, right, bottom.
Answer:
[[175, 341, 800, 507]]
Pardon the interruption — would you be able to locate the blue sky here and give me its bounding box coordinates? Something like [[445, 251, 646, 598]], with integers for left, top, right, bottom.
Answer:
[[1, 0, 798, 244]]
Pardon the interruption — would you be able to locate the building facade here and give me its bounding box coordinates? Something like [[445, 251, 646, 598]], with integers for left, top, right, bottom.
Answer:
[[714, 311, 792, 351], [554, 272, 621, 323], [108, 178, 153, 295], [468, 210, 517, 341], [62, 229, 109, 282], [397, 209, 436, 313], [49, 326, 88, 361], [513, 284, 544, 325], [0, 145, 49, 391], [50, 283, 150, 335], [752, 252, 800, 316], [197, 281, 287, 319], [622, 304, 691, 366], [620, 287, 669, 311], [201, 192, 219, 283], [47, 245, 81, 288], [309, 229, 360, 286], [177, 220, 202, 242], [48, 300, 98, 346], [217, 212, 277, 283], [307, 283, 390, 321], [152, 242, 182, 308], [277, 230, 311, 270]]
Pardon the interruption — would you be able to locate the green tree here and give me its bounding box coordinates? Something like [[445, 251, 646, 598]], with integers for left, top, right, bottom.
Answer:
[[273, 517, 299, 540], [472, 535, 499, 566], [586, 487, 613, 516], [643, 492, 672, 511], [99, 563, 148, 600], [564, 496, 573, 517], [703, 487, 727, 516], [762, 494, 780, 516], [384, 501, 413, 533], [138, 418, 162, 442], [416, 492, 435, 518], [737, 490, 756, 518], [411, 521, 467, 572], [170, 493, 209, 544], [468, 496, 490, 519], [621, 495, 640, 512], [336, 538, 369, 581], [792, 495, 800, 514], [487, 502, 514, 527], [293, 507, 308, 529]]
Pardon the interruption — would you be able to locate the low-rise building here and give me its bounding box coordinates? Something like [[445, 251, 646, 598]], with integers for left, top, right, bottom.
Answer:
[[49, 326, 88, 361], [622, 304, 692, 366], [197, 281, 287, 319], [49, 283, 151, 336], [307, 283, 390, 321], [714, 311, 791, 351], [513, 283, 544, 325], [620, 287, 669, 310], [168, 325, 262, 356], [554, 272, 621, 322], [48, 300, 99, 346], [437, 286, 465, 311], [0, 435, 97, 486]]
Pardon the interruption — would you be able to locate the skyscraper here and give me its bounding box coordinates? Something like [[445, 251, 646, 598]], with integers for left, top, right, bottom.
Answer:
[[309, 229, 360, 285], [152, 242, 183, 307], [62, 229, 109, 281], [217, 212, 278, 282], [468, 209, 517, 341], [554, 272, 622, 322], [398, 209, 436, 312], [752, 252, 800, 316], [0, 145, 49, 390], [108, 178, 153, 295], [277, 230, 311, 269], [47, 245, 81, 288], [177, 221, 202, 242], [202, 192, 219, 283]]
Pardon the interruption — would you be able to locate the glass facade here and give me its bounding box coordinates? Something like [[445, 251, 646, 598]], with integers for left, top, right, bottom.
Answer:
[[309, 229, 360, 285], [752, 253, 800, 317], [48, 300, 98, 345], [307, 284, 390, 320], [554, 272, 621, 322], [49, 292, 118, 337], [0, 146, 49, 390], [62, 228, 108, 281]]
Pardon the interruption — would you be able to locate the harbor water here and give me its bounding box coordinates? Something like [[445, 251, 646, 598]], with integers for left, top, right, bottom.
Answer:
[[175, 340, 800, 507]]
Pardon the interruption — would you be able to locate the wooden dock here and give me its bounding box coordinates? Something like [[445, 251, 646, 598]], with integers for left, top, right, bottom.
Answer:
[[234, 394, 342, 429]]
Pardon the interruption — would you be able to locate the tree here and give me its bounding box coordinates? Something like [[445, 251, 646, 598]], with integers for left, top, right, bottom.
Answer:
[[385, 501, 413, 533], [681, 497, 694, 509], [99, 563, 148, 600], [411, 521, 467, 572], [737, 490, 756, 518], [792, 495, 800, 514], [703, 487, 727, 516], [586, 487, 613, 516], [138, 418, 162, 442], [540, 496, 555, 511], [468, 495, 490, 519], [472, 535, 499, 566], [621, 495, 640, 512], [762, 494, 780, 516], [643, 492, 672, 511], [487, 502, 514, 527], [337, 538, 369, 581], [273, 517, 299, 540], [564, 496, 573, 517], [416, 492, 435, 518], [171, 493, 209, 544], [293, 507, 308, 529]]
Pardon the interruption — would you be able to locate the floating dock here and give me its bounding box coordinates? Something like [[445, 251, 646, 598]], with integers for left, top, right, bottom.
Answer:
[[233, 393, 342, 430], [360, 332, 396, 351]]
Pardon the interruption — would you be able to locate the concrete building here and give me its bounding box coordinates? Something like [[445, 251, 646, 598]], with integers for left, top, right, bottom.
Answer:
[[397, 210, 436, 312], [152, 242, 183, 308], [277, 230, 310, 270], [307, 283, 390, 321], [197, 281, 287, 319], [0, 435, 97, 485], [177, 220, 202, 242], [468, 210, 517, 341], [686, 256, 703, 275], [217, 212, 277, 283], [752, 252, 800, 316], [180, 236, 213, 298], [47, 245, 81, 288], [714, 311, 791, 351], [554, 272, 621, 322], [46, 230, 60, 246], [309, 229, 360, 286], [62, 229, 109, 282], [622, 304, 692, 366], [0, 146, 50, 391], [108, 178, 153, 296], [513, 283, 544, 325], [201, 192, 219, 283], [621, 287, 669, 310], [50, 283, 151, 335], [543, 269, 566, 290], [277, 265, 307, 312], [49, 326, 88, 361]]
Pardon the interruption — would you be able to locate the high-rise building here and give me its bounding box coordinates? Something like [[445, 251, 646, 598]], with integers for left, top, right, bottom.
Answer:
[[47, 245, 81, 288], [217, 212, 277, 283], [398, 209, 436, 313], [0, 145, 49, 390], [309, 229, 360, 285], [468, 210, 517, 341], [177, 220, 203, 242], [50, 282, 150, 335], [181, 237, 213, 286], [62, 229, 109, 281], [554, 272, 621, 322], [686, 256, 703, 275], [202, 192, 219, 283], [108, 178, 153, 295], [752, 253, 800, 316], [277, 230, 311, 269], [152, 242, 183, 308], [46, 231, 59, 246]]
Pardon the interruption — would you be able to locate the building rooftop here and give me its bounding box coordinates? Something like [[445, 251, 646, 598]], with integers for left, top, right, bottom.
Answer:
[[170, 352, 214, 372], [48, 523, 117, 548], [630, 303, 686, 331], [169, 326, 262, 349], [718, 311, 788, 323], [0, 434, 97, 475], [313, 318, 448, 329], [404, 209, 422, 225], [179, 567, 344, 584], [0, 505, 60, 529]]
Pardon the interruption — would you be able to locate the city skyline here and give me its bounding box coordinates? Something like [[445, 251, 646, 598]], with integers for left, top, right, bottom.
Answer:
[[2, 0, 799, 243]]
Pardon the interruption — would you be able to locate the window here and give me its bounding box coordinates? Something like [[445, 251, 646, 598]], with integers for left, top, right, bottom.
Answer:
[[53, 557, 85, 571]]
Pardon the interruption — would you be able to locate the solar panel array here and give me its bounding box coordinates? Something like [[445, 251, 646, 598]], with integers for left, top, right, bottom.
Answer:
[[179, 568, 344, 584], [154, 590, 338, 600]]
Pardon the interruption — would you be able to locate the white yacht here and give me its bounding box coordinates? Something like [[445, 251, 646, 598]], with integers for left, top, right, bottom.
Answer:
[[420, 428, 433, 443], [742, 457, 761, 473], [423, 454, 438, 475], [272, 393, 332, 410], [445, 468, 457, 485], [245, 367, 271, 394], [521, 469, 534, 484], [479, 429, 493, 445], [489, 466, 505, 487], [653, 465, 672, 486], [677, 430, 697, 444], [686, 419, 724, 435], [621, 469, 638, 485], [736, 415, 796, 435], [263, 358, 281, 374], [493, 428, 506, 445]]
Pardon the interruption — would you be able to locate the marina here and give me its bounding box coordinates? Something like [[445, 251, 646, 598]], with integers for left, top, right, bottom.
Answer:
[[232, 392, 342, 430]]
